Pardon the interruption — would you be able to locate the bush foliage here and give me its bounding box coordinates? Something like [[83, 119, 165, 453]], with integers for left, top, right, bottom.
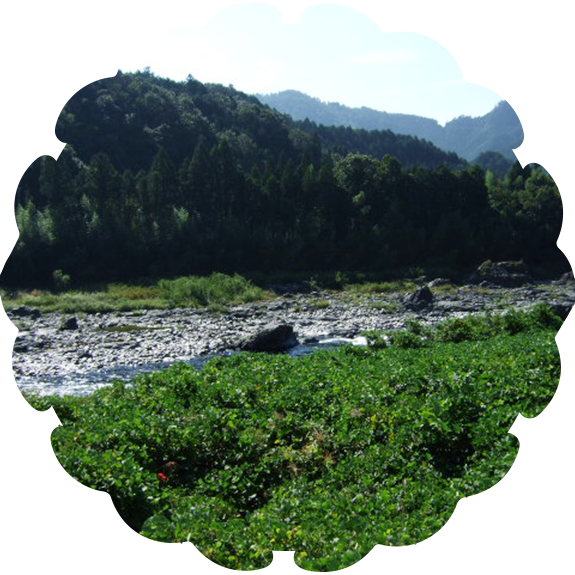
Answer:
[[364, 303, 562, 349], [158, 273, 270, 308], [2, 273, 270, 313], [25, 305, 562, 570]]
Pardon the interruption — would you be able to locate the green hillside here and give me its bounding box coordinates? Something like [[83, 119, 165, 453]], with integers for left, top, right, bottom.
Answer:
[[1, 71, 563, 286], [55, 71, 463, 174]]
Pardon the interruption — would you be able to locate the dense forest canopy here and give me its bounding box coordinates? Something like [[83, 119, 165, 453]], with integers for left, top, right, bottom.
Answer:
[[1, 70, 565, 286]]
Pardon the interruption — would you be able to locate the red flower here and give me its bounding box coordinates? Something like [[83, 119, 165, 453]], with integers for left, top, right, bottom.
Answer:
[[157, 472, 168, 483]]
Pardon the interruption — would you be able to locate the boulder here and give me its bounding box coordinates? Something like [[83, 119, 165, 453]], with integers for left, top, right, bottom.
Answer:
[[404, 285, 434, 310], [471, 260, 532, 287], [427, 278, 451, 288], [10, 306, 41, 319], [239, 323, 298, 352], [60, 316, 79, 330]]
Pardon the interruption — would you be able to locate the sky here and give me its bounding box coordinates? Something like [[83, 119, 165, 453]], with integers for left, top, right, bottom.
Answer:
[[115, 3, 503, 125]]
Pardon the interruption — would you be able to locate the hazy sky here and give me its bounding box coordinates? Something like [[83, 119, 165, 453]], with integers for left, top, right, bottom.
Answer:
[[117, 3, 502, 125]]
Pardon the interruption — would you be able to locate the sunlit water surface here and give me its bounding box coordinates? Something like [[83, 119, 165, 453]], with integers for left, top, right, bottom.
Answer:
[[17, 337, 368, 397]]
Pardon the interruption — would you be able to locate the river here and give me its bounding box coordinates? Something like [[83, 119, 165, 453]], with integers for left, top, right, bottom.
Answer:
[[16, 336, 368, 397]]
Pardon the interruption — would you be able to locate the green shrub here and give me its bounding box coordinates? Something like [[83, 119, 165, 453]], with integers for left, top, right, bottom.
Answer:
[[363, 305, 562, 355], [361, 330, 389, 349], [52, 269, 71, 291], [158, 273, 269, 307], [392, 330, 427, 349], [27, 316, 561, 570], [433, 315, 491, 343]]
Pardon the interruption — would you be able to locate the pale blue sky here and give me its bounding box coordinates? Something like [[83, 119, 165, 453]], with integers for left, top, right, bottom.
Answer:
[[118, 3, 502, 125]]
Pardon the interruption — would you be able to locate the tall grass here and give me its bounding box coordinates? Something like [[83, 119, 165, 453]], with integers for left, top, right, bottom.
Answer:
[[2, 273, 271, 313], [1, 288, 168, 313], [344, 280, 417, 294], [158, 273, 271, 308]]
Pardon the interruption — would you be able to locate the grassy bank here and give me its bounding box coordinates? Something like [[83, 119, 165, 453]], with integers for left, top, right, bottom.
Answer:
[[0, 272, 443, 314], [1, 273, 273, 313], [25, 306, 562, 570]]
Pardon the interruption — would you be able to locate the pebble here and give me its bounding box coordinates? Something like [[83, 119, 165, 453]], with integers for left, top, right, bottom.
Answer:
[[7, 281, 574, 395]]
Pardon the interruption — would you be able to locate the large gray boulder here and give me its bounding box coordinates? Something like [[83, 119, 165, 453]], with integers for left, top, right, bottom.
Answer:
[[471, 260, 532, 287], [404, 285, 434, 310], [238, 324, 298, 353]]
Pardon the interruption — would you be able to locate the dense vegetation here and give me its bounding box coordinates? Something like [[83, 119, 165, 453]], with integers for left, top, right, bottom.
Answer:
[[26, 306, 561, 571], [5, 69, 565, 572], [1, 272, 273, 313], [2, 70, 565, 288], [258, 90, 523, 164]]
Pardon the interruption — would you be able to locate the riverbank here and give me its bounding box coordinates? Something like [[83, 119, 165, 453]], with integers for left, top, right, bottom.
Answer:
[[6, 277, 574, 396]]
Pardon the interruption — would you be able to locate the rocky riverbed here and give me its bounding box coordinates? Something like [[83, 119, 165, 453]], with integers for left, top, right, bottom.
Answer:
[[7, 279, 575, 396]]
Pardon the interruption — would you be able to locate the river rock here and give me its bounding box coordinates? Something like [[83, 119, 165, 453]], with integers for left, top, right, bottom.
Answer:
[[10, 306, 42, 319], [12, 278, 575, 397], [471, 260, 532, 287], [60, 316, 79, 330], [238, 323, 298, 352], [404, 286, 433, 310]]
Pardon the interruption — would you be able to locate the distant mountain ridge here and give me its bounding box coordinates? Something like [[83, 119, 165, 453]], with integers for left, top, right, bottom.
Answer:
[[52, 72, 466, 175], [258, 90, 443, 143], [0, 52, 465, 177], [256, 90, 523, 163]]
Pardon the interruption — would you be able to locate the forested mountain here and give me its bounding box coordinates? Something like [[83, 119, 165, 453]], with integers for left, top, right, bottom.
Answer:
[[52, 70, 464, 175], [54, 72, 302, 175], [258, 64, 575, 171], [446, 64, 575, 166], [1, 71, 563, 286]]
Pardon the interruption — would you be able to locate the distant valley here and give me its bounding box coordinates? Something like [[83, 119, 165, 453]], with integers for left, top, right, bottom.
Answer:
[[257, 90, 523, 169]]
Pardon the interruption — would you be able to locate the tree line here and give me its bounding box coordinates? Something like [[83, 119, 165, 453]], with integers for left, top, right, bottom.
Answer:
[[4, 144, 562, 285], [1, 71, 565, 286]]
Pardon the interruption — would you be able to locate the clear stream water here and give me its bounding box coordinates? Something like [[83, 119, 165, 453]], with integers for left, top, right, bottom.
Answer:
[[16, 336, 368, 397]]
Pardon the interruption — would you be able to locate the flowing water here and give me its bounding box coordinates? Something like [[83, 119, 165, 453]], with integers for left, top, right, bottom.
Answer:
[[16, 336, 368, 397]]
